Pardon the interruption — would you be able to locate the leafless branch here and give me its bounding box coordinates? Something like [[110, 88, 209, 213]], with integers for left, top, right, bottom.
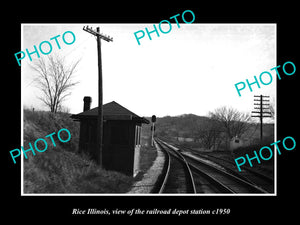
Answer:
[[29, 55, 80, 113]]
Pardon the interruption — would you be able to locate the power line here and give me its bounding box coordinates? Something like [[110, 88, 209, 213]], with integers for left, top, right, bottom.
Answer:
[[63, 34, 93, 58]]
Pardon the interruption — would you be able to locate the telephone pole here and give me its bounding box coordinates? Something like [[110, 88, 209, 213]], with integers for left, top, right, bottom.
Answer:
[[251, 95, 272, 141], [83, 26, 113, 166]]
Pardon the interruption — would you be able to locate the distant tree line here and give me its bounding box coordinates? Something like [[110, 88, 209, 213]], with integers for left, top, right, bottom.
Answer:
[[156, 106, 253, 151]]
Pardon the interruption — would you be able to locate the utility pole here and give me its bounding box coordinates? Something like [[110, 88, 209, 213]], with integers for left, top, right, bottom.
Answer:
[[83, 26, 113, 166], [251, 95, 272, 141]]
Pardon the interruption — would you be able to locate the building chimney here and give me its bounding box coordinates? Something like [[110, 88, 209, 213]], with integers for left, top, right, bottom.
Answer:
[[83, 96, 92, 112]]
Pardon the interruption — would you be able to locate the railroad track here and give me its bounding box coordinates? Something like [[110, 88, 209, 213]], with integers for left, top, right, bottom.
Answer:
[[155, 139, 196, 193], [165, 141, 274, 193], [155, 139, 268, 194], [192, 151, 274, 192]]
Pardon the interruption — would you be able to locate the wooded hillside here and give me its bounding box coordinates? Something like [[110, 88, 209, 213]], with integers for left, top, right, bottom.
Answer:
[[154, 114, 274, 150]]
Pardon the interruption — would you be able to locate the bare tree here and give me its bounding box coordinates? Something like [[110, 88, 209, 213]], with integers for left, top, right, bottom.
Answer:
[[269, 101, 275, 119], [209, 106, 252, 149], [193, 118, 222, 150], [30, 55, 80, 113]]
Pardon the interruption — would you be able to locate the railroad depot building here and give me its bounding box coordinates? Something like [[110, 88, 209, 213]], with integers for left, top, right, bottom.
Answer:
[[71, 97, 149, 177]]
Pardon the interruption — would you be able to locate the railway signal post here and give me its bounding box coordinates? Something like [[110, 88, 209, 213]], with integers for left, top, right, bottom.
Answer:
[[83, 26, 113, 166], [151, 115, 156, 146]]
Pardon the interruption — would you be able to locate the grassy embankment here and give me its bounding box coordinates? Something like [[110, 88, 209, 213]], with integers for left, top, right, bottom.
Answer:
[[23, 109, 137, 193]]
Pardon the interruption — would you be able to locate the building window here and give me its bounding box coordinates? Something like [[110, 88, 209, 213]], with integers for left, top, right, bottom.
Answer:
[[138, 126, 141, 145], [135, 126, 138, 146], [135, 125, 141, 146]]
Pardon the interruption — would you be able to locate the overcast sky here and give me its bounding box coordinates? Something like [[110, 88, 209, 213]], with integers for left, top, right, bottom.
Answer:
[[22, 23, 276, 119]]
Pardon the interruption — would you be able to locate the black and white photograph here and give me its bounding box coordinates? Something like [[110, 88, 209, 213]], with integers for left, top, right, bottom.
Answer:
[[21, 23, 276, 195], [4, 5, 298, 221]]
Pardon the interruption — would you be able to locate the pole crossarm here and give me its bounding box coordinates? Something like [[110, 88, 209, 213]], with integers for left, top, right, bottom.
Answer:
[[254, 107, 270, 110], [83, 26, 113, 42], [254, 103, 270, 106], [254, 95, 270, 98], [254, 99, 270, 102], [251, 111, 272, 115]]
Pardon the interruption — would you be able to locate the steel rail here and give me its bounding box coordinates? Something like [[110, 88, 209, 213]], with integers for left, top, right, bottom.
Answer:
[[183, 152, 267, 193], [159, 139, 267, 193], [198, 152, 274, 184], [154, 140, 171, 193], [163, 139, 273, 188], [158, 139, 234, 193], [158, 140, 197, 193], [155, 139, 196, 193]]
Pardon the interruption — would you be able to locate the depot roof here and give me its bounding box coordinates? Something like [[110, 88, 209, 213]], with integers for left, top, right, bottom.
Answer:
[[71, 101, 149, 124]]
